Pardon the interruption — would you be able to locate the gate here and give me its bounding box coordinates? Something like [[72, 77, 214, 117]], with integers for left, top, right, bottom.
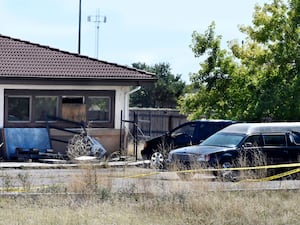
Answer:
[[120, 109, 187, 160]]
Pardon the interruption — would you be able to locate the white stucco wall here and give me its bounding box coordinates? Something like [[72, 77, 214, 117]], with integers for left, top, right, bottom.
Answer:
[[115, 86, 131, 129], [0, 84, 131, 129]]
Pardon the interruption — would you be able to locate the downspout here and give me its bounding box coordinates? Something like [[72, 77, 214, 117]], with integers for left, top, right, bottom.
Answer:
[[124, 86, 141, 119], [128, 86, 141, 95], [122, 86, 141, 153]]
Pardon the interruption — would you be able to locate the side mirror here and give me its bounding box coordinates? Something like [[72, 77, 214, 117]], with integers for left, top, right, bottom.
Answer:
[[243, 142, 253, 148]]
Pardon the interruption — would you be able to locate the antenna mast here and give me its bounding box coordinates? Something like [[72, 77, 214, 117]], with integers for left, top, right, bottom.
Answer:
[[87, 9, 107, 59]]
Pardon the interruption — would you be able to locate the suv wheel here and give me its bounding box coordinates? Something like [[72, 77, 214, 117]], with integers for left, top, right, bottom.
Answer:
[[150, 152, 164, 169], [218, 160, 239, 182]]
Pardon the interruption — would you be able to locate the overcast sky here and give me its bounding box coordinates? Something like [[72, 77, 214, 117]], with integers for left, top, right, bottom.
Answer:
[[0, 0, 270, 82]]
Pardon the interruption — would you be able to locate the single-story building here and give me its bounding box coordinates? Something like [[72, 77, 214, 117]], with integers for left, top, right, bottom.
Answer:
[[0, 34, 156, 157]]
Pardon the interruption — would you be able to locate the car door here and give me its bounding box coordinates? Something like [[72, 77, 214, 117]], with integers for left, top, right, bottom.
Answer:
[[262, 133, 289, 164], [241, 135, 265, 166], [170, 122, 196, 148], [286, 131, 300, 162]]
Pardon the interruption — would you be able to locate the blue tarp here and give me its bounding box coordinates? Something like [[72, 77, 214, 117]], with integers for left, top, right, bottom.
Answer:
[[3, 128, 51, 160]]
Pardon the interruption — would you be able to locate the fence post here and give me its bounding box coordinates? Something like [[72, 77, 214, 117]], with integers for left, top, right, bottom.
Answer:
[[134, 112, 138, 161], [168, 115, 173, 131], [119, 110, 123, 154]]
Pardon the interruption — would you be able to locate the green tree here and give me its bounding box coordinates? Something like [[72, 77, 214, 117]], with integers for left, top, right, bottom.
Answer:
[[179, 0, 300, 121], [178, 22, 238, 120], [234, 0, 300, 120], [130, 62, 186, 108]]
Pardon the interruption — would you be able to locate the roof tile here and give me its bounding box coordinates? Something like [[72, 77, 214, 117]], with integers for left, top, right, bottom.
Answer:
[[0, 34, 156, 81]]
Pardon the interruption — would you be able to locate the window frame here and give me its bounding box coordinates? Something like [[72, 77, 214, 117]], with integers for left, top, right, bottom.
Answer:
[[87, 96, 111, 123], [4, 90, 115, 128], [6, 95, 32, 123], [171, 122, 196, 137], [244, 135, 263, 147], [34, 96, 59, 122], [263, 134, 287, 146]]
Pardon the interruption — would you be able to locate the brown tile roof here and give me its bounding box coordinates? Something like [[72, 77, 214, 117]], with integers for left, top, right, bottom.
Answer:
[[0, 34, 156, 81]]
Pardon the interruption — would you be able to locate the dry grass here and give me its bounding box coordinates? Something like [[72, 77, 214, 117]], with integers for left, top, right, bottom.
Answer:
[[169, 147, 272, 181], [0, 164, 300, 224], [127, 140, 145, 159], [0, 190, 299, 225]]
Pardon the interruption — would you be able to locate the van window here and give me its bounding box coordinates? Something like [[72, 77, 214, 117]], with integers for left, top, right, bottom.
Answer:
[[244, 135, 263, 146], [172, 123, 196, 137], [293, 133, 300, 143], [263, 135, 286, 146], [289, 131, 300, 145]]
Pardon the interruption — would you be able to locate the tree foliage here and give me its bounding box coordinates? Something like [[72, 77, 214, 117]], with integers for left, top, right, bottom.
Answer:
[[179, 0, 300, 121], [130, 62, 186, 108]]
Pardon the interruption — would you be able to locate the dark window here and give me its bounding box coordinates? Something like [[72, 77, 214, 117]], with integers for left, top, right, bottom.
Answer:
[[263, 135, 286, 146], [289, 131, 300, 145], [35, 96, 58, 121], [5, 90, 115, 128], [171, 123, 196, 137], [293, 133, 300, 143], [7, 96, 31, 122], [244, 135, 263, 146], [62, 96, 84, 104], [292, 132, 300, 143]]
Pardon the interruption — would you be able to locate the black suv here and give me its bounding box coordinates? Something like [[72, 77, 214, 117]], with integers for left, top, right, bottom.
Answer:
[[167, 122, 300, 180], [141, 119, 236, 168]]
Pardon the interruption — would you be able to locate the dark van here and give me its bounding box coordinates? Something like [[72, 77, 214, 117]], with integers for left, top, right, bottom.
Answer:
[[141, 119, 236, 168], [167, 122, 300, 180]]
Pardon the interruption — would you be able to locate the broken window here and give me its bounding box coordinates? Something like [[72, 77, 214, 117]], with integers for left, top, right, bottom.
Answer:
[[62, 96, 84, 104], [5, 90, 115, 128], [62, 96, 86, 122]]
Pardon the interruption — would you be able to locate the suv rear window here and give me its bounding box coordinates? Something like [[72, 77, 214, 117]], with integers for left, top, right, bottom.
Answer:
[[172, 123, 196, 137]]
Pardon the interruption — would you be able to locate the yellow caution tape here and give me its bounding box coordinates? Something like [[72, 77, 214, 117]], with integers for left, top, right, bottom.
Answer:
[[122, 163, 300, 180], [241, 168, 300, 182], [0, 185, 54, 193], [0, 187, 26, 192], [177, 162, 300, 173], [123, 171, 160, 178]]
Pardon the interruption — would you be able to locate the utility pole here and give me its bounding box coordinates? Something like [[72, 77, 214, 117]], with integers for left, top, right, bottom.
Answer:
[[88, 9, 107, 59], [78, 0, 82, 54]]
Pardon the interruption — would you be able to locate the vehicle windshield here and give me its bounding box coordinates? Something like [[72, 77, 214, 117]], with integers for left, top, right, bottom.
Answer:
[[200, 133, 245, 147]]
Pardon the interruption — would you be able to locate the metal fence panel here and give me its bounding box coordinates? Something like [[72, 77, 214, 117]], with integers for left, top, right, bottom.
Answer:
[[129, 108, 187, 139]]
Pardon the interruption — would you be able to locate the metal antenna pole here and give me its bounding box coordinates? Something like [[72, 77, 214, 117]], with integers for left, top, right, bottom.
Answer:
[[95, 9, 100, 59], [87, 9, 107, 59], [78, 0, 82, 54]]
